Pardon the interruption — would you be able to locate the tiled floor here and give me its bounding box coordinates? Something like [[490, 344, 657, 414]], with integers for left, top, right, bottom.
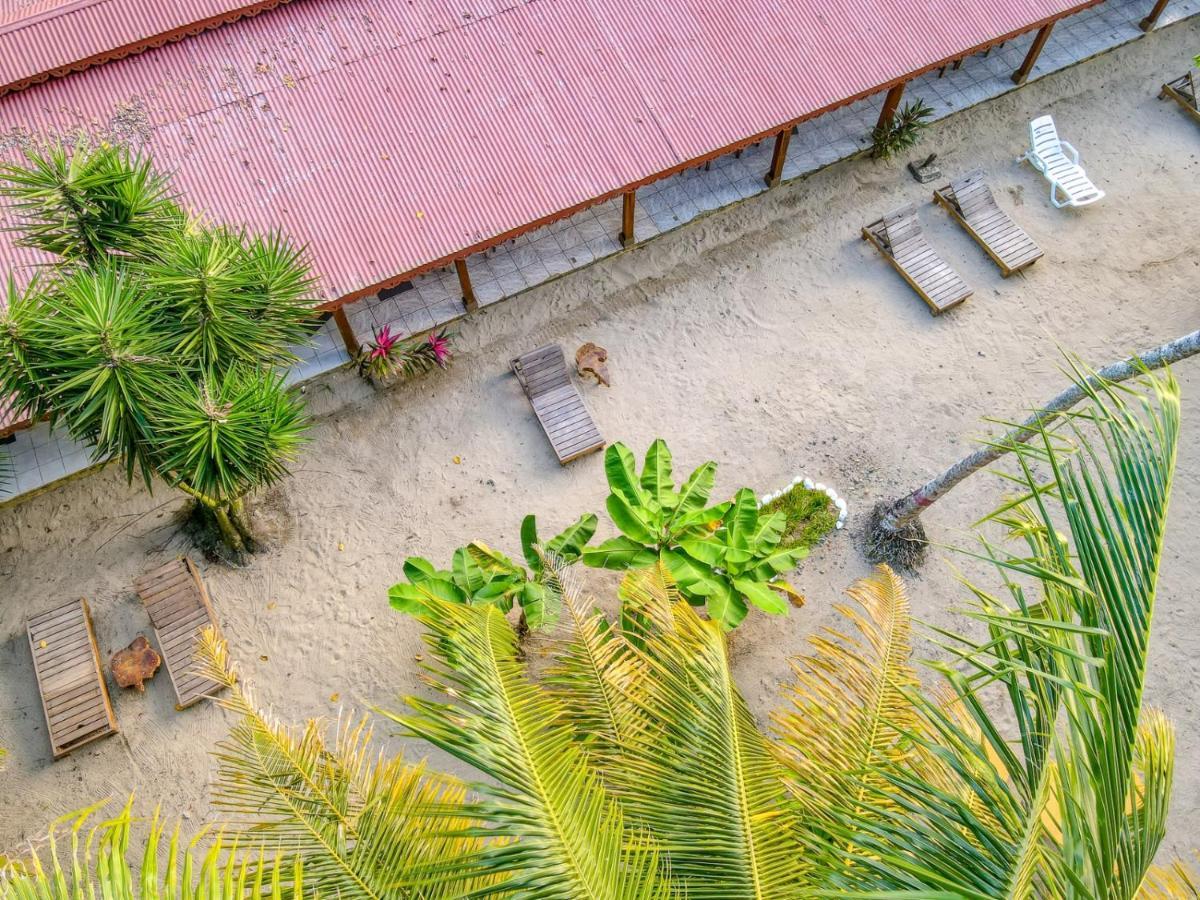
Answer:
[[2, 0, 1194, 503]]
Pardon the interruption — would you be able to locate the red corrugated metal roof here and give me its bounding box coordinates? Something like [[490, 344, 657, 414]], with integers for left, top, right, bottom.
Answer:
[[0, 0, 1099, 432], [0, 0, 295, 94]]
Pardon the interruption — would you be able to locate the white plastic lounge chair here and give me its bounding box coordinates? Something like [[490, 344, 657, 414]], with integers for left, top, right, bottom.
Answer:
[[1019, 115, 1104, 208]]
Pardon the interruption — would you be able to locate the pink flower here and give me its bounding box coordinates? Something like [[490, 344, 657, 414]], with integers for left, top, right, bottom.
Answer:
[[369, 324, 399, 359], [428, 330, 451, 368]]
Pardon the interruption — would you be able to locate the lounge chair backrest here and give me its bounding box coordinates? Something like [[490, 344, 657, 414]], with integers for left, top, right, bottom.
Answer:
[[1029, 115, 1063, 160], [949, 169, 995, 215], [513, 344, 570, 397], [880, 203, 921, 247]]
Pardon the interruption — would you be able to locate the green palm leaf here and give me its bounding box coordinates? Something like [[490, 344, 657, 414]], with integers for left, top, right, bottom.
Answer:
[[611, 567, 807, 898], [773, 564, 920, 825], [382, 598, 673, 899], [816, 364, 1181, 899], [196, 629, 491, 898], [0, 800, 295, 897]]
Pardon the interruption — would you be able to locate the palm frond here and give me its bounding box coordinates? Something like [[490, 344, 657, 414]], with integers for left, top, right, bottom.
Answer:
[[381, 599, 673, 899], [1140, 853, 1200, 898], [542, 558, 650, 767], [0, 799, 293, 897], [773, 564, 920, 822], [196, 629, 491, 898], [612, 566, 807, 898], [814, 364, 1181, 898]]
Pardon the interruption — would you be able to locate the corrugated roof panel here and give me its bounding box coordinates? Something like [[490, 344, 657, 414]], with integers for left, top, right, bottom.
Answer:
[[1, 0, 1101, 432], [0, 0, 300, 93]]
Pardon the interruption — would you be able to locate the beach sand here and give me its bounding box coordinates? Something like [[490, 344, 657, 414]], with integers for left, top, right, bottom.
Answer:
[[2, 17, 1199, 864]]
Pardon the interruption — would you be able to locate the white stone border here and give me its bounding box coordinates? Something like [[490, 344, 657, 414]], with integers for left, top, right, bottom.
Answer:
[[759, 477, 848, 530]]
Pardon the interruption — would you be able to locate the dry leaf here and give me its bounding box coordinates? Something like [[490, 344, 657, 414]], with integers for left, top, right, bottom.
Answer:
[[260, 654, 269, 662], [453, 455, 462, 464]]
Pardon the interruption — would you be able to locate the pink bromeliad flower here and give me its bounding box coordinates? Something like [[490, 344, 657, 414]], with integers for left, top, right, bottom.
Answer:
[[370, 324, 399, 360], [428, 329, 452, 368]]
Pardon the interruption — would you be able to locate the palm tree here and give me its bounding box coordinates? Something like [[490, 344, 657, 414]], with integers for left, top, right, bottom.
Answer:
[[0, 141, 315, 553], [1, 368, 1192, 897], [867, 329, 1200, 568]]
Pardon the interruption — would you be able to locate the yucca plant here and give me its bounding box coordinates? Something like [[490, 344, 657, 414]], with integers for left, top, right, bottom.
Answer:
[[0, 142, 316, 554], [4, 367, 1194, 897], [0, 140, 179, 263]]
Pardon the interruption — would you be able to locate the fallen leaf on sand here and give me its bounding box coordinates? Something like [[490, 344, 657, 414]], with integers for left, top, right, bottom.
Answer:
[[453, 455, 462, 464], [260, 655, 269, 662]]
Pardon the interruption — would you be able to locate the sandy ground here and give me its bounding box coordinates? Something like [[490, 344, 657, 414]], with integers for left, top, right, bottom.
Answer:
[[2, 19, 1199, 863]]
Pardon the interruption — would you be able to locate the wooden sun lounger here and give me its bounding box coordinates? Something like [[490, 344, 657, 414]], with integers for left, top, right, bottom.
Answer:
[[511, 344, 604, 465], [1160, 73, 1200, 126], [28, 598, 118, 759], [933, 169, 1043, 277], [862, 203, 972, 315], [134, 557, 224, 710]]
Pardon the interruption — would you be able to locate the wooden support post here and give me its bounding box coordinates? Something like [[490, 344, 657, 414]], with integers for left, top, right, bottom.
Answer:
[[1012, 22, 1054, 85], [455, 258, 478, 312], [619, 191, 636, 247], [875, 82, 906, 134], [332, 307, 359, 357], [1140, 0, 1169, 30], [764, 128, 792, 188]]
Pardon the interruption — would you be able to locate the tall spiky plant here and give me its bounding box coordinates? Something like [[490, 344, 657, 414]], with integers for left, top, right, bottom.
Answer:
[[0, 141, 316, 553]]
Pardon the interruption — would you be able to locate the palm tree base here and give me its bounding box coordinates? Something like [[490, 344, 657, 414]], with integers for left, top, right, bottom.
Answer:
[[863, 501, 927, 570], [183, 500, 257, 565]]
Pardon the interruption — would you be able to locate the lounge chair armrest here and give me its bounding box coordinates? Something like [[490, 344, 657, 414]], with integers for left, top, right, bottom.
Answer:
[[1059, 140, 1080, 164]]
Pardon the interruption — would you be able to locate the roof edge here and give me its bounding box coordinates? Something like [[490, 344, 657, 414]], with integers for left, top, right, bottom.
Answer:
[[0, 0, 294, 98]]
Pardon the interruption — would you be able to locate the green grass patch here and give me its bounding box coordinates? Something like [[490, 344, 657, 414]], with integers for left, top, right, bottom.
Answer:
[[762, 485, 839, 552]]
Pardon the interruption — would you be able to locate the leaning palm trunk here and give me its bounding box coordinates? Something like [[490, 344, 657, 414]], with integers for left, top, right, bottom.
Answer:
[[867, 328, 1200, 567]]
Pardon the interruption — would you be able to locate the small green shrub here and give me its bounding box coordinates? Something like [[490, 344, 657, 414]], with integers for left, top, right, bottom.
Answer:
[[762, 485, 838, 552], [871, 99, 934, 160]]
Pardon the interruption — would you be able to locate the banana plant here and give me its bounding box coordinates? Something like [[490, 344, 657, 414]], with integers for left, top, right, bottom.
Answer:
[[389, 514, 597, 629], [582, 440, 805, 628]]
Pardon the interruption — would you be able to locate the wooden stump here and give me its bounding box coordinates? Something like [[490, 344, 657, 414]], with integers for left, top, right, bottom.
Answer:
[[111, 635, 161, 691]]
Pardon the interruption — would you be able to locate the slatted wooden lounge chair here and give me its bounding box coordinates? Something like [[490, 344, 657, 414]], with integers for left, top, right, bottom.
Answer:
[[511, 344, 604, 465], [933, 169, 1043, 277], [862, 203, 972, 315], [1019, 115, 1104, 208], [134, 557, 224, 710], [1160, 73, 1200, 125], [28, 598, 118, 760]]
